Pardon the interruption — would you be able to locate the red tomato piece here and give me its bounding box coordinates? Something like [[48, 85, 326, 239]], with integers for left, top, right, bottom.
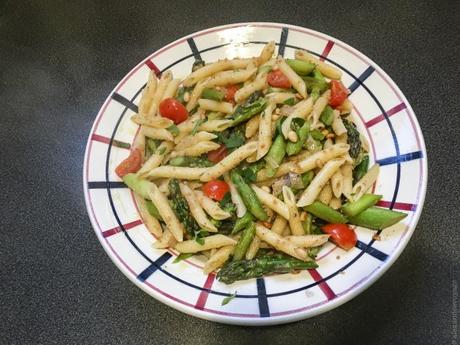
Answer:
[[267, 70, 292, 88], [224, 84, 240, 102], [115, 149, 142, 178], [207, 144, 228, 163], [202, 180, 230, 201], [321, 223, 357, 250], [329, 80, 349, 108], [159, 97, 188, 124]]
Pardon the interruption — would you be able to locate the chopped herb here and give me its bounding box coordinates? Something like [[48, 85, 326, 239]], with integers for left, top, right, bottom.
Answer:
[[173, 253, 194, 263], [157, 147, 166, 155], [310, 129, 325, 141], [283, 97, 296, 106], [221, 291, 237, 306], [216, 125, 245, 149]]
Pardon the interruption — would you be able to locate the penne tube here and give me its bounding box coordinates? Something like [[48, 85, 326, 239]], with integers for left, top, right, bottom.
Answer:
[[200, 142, 258, 181], [360, 133, 370, 152], [282, 226, 292, 237], [281, 98, 314, 138], [183, 58, 256, 86], [256, 161, 299, 181], [175, 111, 204, 143], [179, 183, 217, 232], [141, 125, 174, 141], [318, 183, 333, 205], [157, 178, 170, 195], [255, 224, 309, 261], [203, 245, 235, 274], [132, 132, 145, 153], [277, 56, 307, 98], [331, 169, 344, 198], [285, 235, 330, 248], [148, 70, 172, 116], [310, 90, 331, 129], [175, 235, 237, 253], [205, 67, 257, 88], [296, 143, 349, 174], [194, 190, 232, 220], [329, 196, 342, 210], [341, 163, 353, 198], [245, 115, 260, 138], [138, 71, 157, 115], [153, 228, 177, 249], [234, 72, 268, 103], [171, 141, 220, 157], [323, 138, 334, 149], [297, 158, 346, 207], [245, 236, 261, 260], [283, 186, 304, 236], [186, 78, 208, 111], [266, 92, 296, 104], [332, 109, 347, 136], [256, 101, 275, 159], [271, 215, 288, 235], [251, 184, 289, 219], [352, 164, 380, 201], [338, 98, 353, 113], [174, 131, 217, 151], [131, 114, 173, 129], [162, 78, 181, 100], [335, 133, 348, 144], [133, 193, 163, 238], [295, 50, 342, 80], [198, 119, 233, 132], [257, 41, 275, 66], [146, 166, 208, 180], [148, 183, 184, 242], [137, 141, 174, 176], [224, 173, 246, 217], [198, 98, 234, 113]]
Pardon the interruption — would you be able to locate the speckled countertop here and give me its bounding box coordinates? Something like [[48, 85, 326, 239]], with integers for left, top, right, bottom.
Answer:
[[1, 1, 459, 344]]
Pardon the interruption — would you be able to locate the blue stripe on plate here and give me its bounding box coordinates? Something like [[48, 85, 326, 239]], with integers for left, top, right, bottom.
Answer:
[[111, 92, 138, 112], [348, 66, 375, 93], [88, 181, 127, 189], [187, 37, 202, 61], [256, 278, 270, 317], [355, 241, 389, 261], [278, 27, 289, 56], [137, 252, 173, 282], [377, 151, 423, 166]]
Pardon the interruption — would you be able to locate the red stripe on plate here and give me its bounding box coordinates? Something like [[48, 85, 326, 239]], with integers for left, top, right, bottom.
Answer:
[[102, 219, 143, 238], [376, 200, 416, 211], [308, 269, 336, 300], [195, 274, 216, 310], [320, 40, 334, 61], [145, 60, 161, 76], [365, 102, 407, 128]]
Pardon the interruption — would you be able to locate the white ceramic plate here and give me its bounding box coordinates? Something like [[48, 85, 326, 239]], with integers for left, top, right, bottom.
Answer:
[[83, 22, 427, 325]]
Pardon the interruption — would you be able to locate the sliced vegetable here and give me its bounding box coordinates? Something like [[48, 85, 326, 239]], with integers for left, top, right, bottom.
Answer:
[[329, 80, 349, 108], [202, 88, 224, 102], [286, 59, 316, 76], [231, 171, 268, 221], [173, 253, 194, 263], [321, 223, 357, 250], [343, 119, 361, 159], [286, 119, 310, 156], [353, 154, 369, 184], [145, 200, 162, 220], [342, 194, 382, 217], [115, 149, 142, 178], [319, 105, 334, 126], [168, 156, 213, 168], [169, 179, 201, 238], [303, 201, 348, 224], [224, 84, 240, 102], [207, 144, 228, 163], [310, 129, 325, 141], [159, 98, 188, 124], [265, 134, 286, 178], [122, 173, 151, 199], [233, 222, 256, 261], [348, 207, 407, 230], [267, 70, 292, 88], [202, 180, 230, 201], [301, 171, 315, 187], [232, 212, 255, 235], [230, 98, 267, 126]]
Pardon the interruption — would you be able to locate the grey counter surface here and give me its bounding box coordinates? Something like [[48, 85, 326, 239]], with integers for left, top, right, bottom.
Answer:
[[1, 1, 459, 344]]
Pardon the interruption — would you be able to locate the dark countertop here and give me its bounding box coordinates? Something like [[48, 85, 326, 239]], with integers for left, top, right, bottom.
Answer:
[[1, 1, 459, 344]]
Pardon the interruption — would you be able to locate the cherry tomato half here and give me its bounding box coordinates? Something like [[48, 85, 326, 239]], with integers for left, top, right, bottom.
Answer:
[[224, 84, 240, 102], [115, 148, 142, 178], [329, 80, 349, 108], [267, 70, 292, 88], [159, 97, 188, 124], [321, 223, 357, 250], [207, 144, 228, 163], [202, 180, 230, 201]]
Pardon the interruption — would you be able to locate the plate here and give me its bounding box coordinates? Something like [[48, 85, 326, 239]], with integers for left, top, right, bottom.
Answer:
[[83, 22, 427, 325]]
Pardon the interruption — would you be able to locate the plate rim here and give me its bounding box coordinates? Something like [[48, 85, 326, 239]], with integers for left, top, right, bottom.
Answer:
[[82, 21, 428, 326]]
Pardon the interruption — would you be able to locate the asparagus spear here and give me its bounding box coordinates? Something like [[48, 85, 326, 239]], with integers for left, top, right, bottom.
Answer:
[[230, 98, 267, 126], [286, 120, 310, 156], [348, 206, 407, 230], [232, 223, 256, 261], [201, 88, 224, 102], [343, 119, 361, 159], [303, 201, 348, 224], [353, 155, 369, 184], [286, 59, 316, 76], [168, 179, 201, 238], [342, 194, 382, 217], [169, 156, 214, 168], [265, 134, 286, 177], [231, 212, 254, 235], [217, 253, 318, 284], [231, 171, 268, 221]]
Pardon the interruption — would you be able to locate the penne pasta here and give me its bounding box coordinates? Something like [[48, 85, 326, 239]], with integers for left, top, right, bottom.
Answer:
[[257, 41, 275, 66], [137, 141, 174, 176], [198, 119, 233, 132], [296, 143, 350, 174], [310, 90, 331, 129], [271, 215, 288, 235], [179, 183, 217, 232], [331, 169, 344, 198], [133, 193, 163, 238], [245, 236, 261, 260], [276, 56, 307, 98], [148, 183, 184, 242], [203, 245, 235, 274], [153, 228, 176, 249], [198, 98, 234, 113], [146, 166, 208, 180], [352, 163, 380, 201], [141, 125, 174, 141], [162, 78, 181, 100], [175, 234, 237, 253], [341, 163, 353, 198], [138, 71, 157, 115], [186, 78, 208, 111], [332, 109, 347, 136], [285, 235, 330, 248], [194, 190, 231, 220], [295, 50, 342, 80], [174, 131, 217, 151], [171, 141, 220, 157], [224, 173, 247, 217], [148, 70, 172, 116], [266, 92, 296, 104], [131, 114, 174, 129], [297, 158, 346, 207], [255, 224, 309, 261], [205, 67, 257, 88], [329, 196, 342, 209], [318, 183, 333, 205], [256, 101, 275, 159], [245, 114, 260, 138], [200, 142, 258, 181], [283, 186, 304, 236], [234, 72, 268, 103], [251, 184, 289, 219], [281, 98, 314, 138]]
